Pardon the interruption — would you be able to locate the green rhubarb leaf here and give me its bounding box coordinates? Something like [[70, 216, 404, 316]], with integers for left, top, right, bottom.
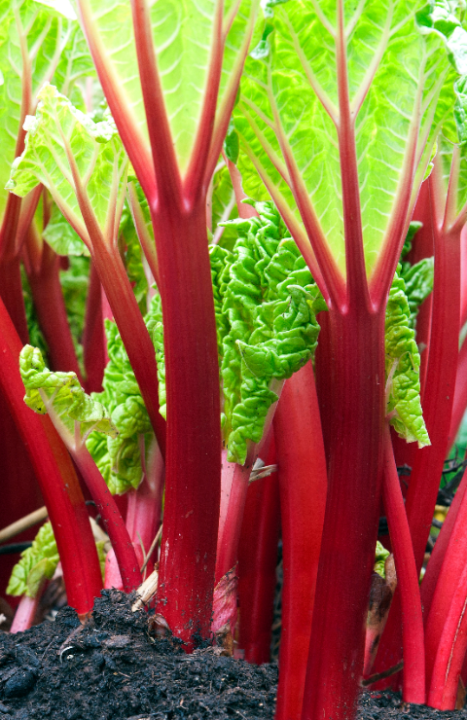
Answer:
[[385, 267, 430, 447], [19, 344, 117, 444], [374, 541, 390, 579], [7, 522, 59, 598], [146, 295, 166, 421], [0, 1, 94, 225], [43, 203, 89, 256], [86, 320, 153, 494], [6, 84, 129, 246], [76, 0, 258, 174], [401, 221, 423, 259], [235, 0, 457, 279], [400, 256, 434, 328], [119, 203, 149, 311], [220, 202, 324, 464]]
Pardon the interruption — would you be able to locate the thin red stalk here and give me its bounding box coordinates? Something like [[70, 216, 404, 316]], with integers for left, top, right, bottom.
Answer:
[[153, 204, 221, 647], [129, 0, 182, 210], [335, 0, 369, 309], [237, 442, 280, 665], [127, 182, 159, 285], [215, 460, 252, 586], [82, 262, 107, 394], [91, 243, 166, 457], [73, 446, 142, 593], [421, 459, 467, 621], [125, 438, 164, 552], [448, 336, 467, 450], [0, 297, 103, 614], [76, 0, 157, 201], [183, 4, 223, 205], [0, 256, 29, 344], [301, 307, 385, 720], [225, 158, 258, 220], [274, 362, 327, 720], [15, 185, 42, 254], [26, 241, 83, 380], [382, 424, 425, 704], [10, 590, 42, 634], [405, 180, 434, 403], [424, 459, 467, 690], [373, 175, 461, 684], [428, 562, 467, 709], [405, 188, 460, 577], [460, 224, 467, 329]]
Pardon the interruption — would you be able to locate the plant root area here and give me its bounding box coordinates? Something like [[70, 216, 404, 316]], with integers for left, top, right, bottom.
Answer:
[[0, 590, 277, 719], [0, 591, 465, 720]]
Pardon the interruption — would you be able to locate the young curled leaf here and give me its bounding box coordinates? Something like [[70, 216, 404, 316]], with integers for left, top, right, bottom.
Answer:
[[7, 522, 59, 599], [19, 344, 117, 444], [385, 269, 430, 447]]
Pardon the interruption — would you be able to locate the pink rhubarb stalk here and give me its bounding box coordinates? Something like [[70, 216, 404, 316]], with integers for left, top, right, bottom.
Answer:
[[274, 361, 327, 720], [0, 297, 103, 614], [382, 424, 425, 704]]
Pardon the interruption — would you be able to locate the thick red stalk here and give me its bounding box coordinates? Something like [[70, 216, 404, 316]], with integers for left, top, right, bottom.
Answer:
[[428, 561, 467, 709], [26, 241, 82, 380], [382, 424, 425, 704], [82, 262, 106, 393], [274, 362, 327, 720], [72, 446, 142, 593], [237, 443, 280, 664], [424, 460, 467, 690], [154, 204, 221, 646], [301, 307, 385, 720], [0, 298, 103, 614], [448, 335, 467, 450], [460, 224, 467, 329]]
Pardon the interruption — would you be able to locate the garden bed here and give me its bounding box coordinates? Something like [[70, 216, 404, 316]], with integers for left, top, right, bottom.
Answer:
[[0, 590, 464, 720]]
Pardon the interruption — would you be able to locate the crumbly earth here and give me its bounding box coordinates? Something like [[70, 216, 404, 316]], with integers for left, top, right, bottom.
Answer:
[[0, 591, 464, 720]]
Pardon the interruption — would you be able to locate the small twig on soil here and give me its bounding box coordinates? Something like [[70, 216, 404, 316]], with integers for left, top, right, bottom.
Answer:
[[361, 661, 404, 687]]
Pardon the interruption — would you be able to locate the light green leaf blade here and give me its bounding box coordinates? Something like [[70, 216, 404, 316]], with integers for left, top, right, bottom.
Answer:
[[77, 0, 257, 173], [235, 0, 455, 279], [7, 522, 59, 598], [43, 203, 89, 256], [6, 84, 128, 244]]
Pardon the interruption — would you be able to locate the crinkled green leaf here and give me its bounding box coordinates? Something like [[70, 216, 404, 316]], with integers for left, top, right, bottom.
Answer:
[[0, 1, 94, 224], [416, 0, 467, 74], [20, 344, 117, 443], [43, 203, 89, 257], [374, 540, 390, 579], [401, 221, 423, 259], [6, 84, 128, 246], [235, 0, 457, 278], [86, 320, 153, 494], [119, 204, 148, 312], [77, 0, 257, 173], [219, 202, 324, 464], [385, 268, 430, 447], [7, 522, 59, 598], [400, 256, 434, 328], [146, 296, 166, 420]]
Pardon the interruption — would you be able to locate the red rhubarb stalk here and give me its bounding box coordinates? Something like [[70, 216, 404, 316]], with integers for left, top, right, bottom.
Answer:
[[448, 335, 467, 450], [10, 591, 42, 634], [274, 361, 327, 720], [0, 297, 103, 613], [26, 240, 83, 380], [382, 424, 425, 704], [82, 262, 107, 393], [237, 441, 280, 664], [428, 561, 467, 709], [125, 437, 164, 553]]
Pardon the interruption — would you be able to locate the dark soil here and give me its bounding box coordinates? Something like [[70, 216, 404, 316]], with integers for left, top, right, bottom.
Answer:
[[0, 590, 465, 720]]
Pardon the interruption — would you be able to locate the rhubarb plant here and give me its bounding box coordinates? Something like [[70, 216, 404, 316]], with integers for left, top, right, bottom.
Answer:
[[231, 1, 462, 716]]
